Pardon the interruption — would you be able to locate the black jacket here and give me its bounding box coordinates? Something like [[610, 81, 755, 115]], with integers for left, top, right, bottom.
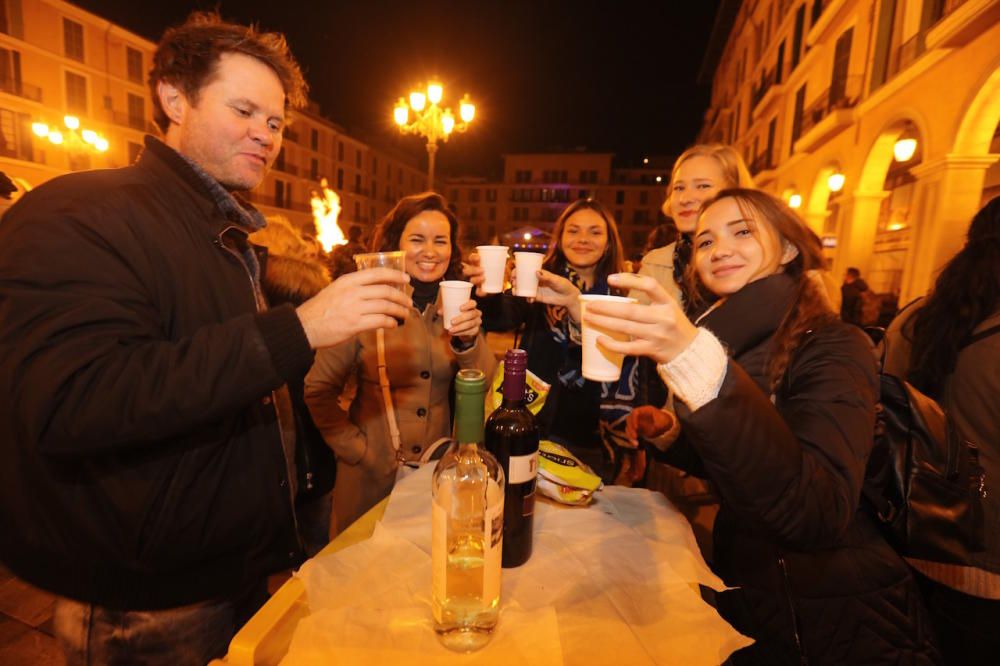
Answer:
[[0, 137, 315, 610], [659, 275, 939, 665]]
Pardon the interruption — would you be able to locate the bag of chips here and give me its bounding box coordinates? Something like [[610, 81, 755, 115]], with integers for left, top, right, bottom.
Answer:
[[537, 440, 603, 506], [487, 359, 551, 415]]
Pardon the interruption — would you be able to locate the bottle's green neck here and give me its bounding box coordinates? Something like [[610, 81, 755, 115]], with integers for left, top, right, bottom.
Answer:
[[454, 391, 485, 444]]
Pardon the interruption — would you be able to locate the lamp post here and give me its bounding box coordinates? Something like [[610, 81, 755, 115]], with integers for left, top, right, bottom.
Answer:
[[32, 115, 110, 154], [393, 79, 475, 190]]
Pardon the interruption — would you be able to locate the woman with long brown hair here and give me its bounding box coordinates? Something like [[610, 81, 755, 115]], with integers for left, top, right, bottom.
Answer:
[[469, 198, 627, 480], [586, 189, 938, 664], [883, 196, 1000, 665], [305, 192, 495, 536]]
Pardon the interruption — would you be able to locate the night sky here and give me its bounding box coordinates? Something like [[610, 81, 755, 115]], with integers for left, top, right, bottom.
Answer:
[[72, 1, 720, 178]]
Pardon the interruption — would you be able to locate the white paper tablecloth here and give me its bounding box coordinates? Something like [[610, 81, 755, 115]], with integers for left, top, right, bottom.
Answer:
[[283, 465, 752, 665]]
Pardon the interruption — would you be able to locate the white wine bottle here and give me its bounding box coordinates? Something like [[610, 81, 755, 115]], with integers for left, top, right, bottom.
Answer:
[[431, 369, 505, 653]]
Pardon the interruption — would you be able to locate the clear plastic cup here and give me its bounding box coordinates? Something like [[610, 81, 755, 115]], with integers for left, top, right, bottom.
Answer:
[[476, 245, 510, 294], [579, 294, 637, 382], [354, 250, 407, 324]]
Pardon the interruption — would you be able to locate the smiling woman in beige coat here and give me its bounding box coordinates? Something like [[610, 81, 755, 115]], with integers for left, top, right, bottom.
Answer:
[[305, 193, 496, 537]]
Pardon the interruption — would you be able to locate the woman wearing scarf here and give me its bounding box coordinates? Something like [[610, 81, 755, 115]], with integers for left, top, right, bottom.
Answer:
[[304, 193, 495, 537], [586, 189, 939, 664], [469, 198, 630, 482]]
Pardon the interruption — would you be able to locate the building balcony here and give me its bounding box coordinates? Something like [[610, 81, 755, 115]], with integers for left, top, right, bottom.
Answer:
[[107, 110, 158, 134], [806, 0, 847, 46], [0, 78, 43, 102], [273, 162, 299, 176], [926, 0, 1000, 50], [749, 152, 778, 183], [750, 67, 778, 111], [885, 32, 927, 82], [753, 81, 787, 120], [792, 76, 861, 153], [703, 106, 734, 143]]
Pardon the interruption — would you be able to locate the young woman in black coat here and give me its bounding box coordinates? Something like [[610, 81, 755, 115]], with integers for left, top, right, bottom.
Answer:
[[585, 189, 939, 665]]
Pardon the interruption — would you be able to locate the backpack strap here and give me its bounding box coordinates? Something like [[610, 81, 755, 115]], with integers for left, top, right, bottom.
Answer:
[[964, 323, 1000, 349]]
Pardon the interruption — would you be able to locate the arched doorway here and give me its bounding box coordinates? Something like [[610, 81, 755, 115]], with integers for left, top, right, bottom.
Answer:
[[870, 121, 924, 297], [803, 164, 844, 270], [896, 64, 1000, 301]]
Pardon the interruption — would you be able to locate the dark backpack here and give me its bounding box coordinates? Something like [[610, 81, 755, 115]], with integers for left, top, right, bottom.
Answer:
[[861, 324, 999, 565]]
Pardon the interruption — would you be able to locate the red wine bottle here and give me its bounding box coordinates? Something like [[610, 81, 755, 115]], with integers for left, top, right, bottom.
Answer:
[[485, 349, 540, 568]]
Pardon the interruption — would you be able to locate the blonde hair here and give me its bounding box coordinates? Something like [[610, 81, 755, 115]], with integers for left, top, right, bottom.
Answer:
[[669, 144, 754, 194]]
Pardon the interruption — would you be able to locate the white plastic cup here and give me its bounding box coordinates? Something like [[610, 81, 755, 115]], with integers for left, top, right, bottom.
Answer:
[[476, 245, 510, 294], [580, 294, 637, 382], [439, 280, 473, 330], [513, 252, 545, 298]]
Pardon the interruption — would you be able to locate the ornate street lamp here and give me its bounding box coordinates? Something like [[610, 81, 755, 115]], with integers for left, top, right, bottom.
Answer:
[[32, 115, 109, 153], [393, 79, 475, 190]]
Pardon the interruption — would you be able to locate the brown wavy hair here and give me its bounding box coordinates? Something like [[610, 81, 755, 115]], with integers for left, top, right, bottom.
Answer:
[[149, 11, 308, 133], [370, 192, 464, 280], [695, 188, 836, 389], [542, 198, 625, 288]]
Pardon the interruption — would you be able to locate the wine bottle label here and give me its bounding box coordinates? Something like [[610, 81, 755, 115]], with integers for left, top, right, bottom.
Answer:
[[508, 451, 539, 485], [431, 501, 447, 601]]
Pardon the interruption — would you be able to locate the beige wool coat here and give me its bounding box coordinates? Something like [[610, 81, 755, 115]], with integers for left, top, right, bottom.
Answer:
[[304, 288, 496, 536]]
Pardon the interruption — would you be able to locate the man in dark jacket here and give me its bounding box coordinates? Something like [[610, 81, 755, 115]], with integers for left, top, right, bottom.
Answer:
[[0, 13, 410, 666], [840, 266, 870, 325]]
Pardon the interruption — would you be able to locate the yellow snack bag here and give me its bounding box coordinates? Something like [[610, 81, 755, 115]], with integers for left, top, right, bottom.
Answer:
[[487, 358, 551, 415], [536, 440, 603, 505]]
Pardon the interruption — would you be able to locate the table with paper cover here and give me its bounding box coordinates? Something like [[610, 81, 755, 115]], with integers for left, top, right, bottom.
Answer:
[[221, 465, 752, 665]]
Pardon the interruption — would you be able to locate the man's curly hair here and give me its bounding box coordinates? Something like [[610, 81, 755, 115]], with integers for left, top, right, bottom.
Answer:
[[149, 11, 308, 133]]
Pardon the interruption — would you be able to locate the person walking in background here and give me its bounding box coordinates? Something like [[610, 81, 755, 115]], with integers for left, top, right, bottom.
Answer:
[[840, 266, 870, 325], [588, 189, 939, 664], [305, 192, 495, 537], [883, 196, 1000, 666], [0, 13, 411, 666], [327, 223, 367, 279]]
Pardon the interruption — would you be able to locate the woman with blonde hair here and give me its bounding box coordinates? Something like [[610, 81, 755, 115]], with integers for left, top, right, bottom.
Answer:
[[638, 144, 754, 308]]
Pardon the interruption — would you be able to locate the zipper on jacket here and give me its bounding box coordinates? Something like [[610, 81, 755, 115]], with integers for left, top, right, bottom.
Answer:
[[216, 226, 304, 554], [778, 556, 809, 666]]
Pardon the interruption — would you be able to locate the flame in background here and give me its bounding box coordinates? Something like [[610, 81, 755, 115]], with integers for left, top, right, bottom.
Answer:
[[310, 178, 346, 252]]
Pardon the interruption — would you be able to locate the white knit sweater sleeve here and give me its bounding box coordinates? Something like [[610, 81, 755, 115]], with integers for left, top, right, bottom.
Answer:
[[656, 327, 728, 411]]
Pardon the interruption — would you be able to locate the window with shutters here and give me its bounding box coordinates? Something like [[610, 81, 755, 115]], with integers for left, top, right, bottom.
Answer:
[[127, 93, 144, 130], [126, 47, 143, 84], [63, 18, 84, 61], [65, 71, 87, 114]]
